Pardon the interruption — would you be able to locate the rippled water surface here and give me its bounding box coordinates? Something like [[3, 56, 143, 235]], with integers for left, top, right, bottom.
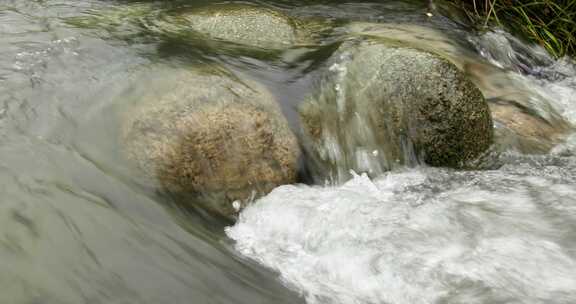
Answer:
[[1, 0, 576, 303]]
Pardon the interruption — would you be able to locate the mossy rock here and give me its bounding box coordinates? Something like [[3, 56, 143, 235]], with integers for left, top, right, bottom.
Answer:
[[121, 65, 301, 219], [299, 38, 494, 183]]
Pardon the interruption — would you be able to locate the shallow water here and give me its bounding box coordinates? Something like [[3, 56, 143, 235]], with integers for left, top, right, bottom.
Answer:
[[1, 0, 576, 303]]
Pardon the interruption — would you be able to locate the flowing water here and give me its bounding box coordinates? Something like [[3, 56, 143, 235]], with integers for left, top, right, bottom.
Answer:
[[1, 0, 576, 303]]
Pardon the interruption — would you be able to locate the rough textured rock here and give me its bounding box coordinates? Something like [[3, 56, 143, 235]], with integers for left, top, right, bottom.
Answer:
[[299, 39, 493, 183], [178, 5, 296, 48], [345, 22, 571, 155], [122, 66, 300, 219], [157, 4, 321, 50]]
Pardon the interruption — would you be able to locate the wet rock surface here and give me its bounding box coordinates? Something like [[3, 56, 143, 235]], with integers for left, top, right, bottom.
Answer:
[[346, 22, 573, 156], [299, 39, 494, 182], [171, 5, 300, 49], [490, 99, 570, 154], [121, 65, 301, 219]]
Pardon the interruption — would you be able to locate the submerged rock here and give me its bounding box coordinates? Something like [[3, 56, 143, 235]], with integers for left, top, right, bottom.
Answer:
[[162, 5, 305, 49], [345, 22, 469, 68], [463, 62, 572, 154], [490, 99, 570, 154], [69, 3, 327, 53], [299, 39, 493, 183], [121, 65, 300, 219]]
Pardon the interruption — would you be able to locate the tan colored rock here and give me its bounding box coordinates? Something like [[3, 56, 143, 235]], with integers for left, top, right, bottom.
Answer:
[[177, 5, 298, 48], [122, 66, 300, 218], [67, 3, 329, 55], [346, 21, 572, 155], [489, 100, 570, 154]]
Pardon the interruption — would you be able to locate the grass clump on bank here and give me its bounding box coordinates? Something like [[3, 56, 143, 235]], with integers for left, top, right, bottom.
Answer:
[[450, 0, 576, 58]]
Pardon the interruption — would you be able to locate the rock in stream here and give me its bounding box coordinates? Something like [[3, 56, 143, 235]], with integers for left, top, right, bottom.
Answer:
[[299, 38, 494, 183], [345, 22, 572, 155], [69, 3, 328, 52], [121, 65, 301, 219]]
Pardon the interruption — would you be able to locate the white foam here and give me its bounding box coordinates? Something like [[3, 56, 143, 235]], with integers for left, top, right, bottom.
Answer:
[[227, 169, 576, 303]]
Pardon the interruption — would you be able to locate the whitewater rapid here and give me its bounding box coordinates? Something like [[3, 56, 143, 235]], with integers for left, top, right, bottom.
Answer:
[[226, 30, 576, 304], [227, 163, 576, 303]]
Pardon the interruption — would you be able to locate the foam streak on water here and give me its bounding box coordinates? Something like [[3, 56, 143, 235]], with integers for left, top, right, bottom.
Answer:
[[227, 164, 576, 304]]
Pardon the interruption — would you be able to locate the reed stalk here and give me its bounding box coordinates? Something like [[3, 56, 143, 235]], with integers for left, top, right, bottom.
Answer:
[[451, 0, 576, 58]]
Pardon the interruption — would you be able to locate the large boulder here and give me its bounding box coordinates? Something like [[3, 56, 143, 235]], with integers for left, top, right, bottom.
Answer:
[[345, 22, 571, 155], [121, 65, 301, 219], [299, 39, 493, 183]]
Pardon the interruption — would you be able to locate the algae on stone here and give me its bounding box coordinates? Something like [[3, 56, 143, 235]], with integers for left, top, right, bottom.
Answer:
[[65, 3, 159, 42], [121, 65, 300, 219], [299, 38, 493, 183]]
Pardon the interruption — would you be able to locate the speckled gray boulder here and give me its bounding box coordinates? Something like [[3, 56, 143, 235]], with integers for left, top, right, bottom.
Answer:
[[155, 4, 322, 50], [299, 39, 494, 183], [121, 66, 300, 219]]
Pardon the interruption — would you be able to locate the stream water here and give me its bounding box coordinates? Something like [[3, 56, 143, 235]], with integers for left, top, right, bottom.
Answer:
[[1, 0, 576, 303]]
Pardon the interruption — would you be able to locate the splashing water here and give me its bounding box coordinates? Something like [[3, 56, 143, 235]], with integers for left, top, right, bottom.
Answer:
[[228, 162, 576, 303], [227, 30, 576, 304], [469, 29, 576, 125]]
